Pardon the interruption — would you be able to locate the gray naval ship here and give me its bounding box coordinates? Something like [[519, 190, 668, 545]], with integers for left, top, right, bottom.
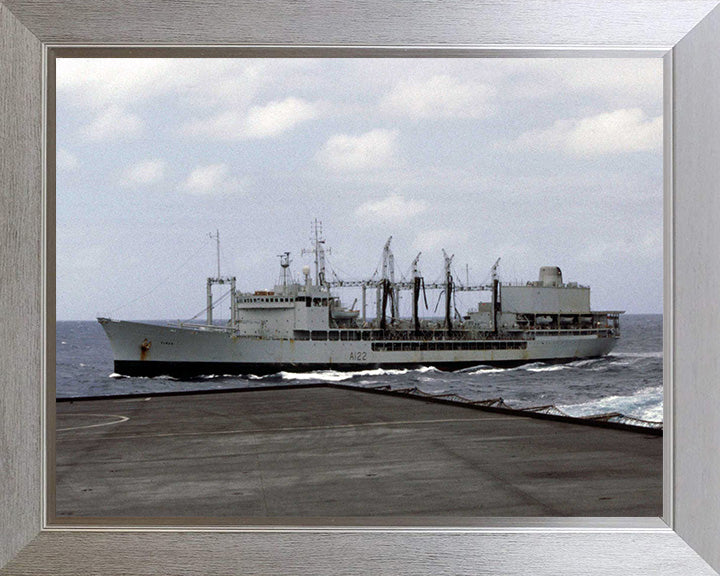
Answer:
[[99, 221, 622, 377]]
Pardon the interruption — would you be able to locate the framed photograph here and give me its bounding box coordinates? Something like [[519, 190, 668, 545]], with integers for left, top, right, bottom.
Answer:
[[2, 1, 720, 574], [51, 55, 664, 521]]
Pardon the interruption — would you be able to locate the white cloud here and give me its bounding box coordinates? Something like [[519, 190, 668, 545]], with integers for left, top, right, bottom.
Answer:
[[122, 159, 165, 185], [355, 194, 428, 223], [578, 229, 662, 264], [79, 106, 143, 142], [58, 59, 175, 108], [412, 228, 468, 253], [510, 108, 662, 156], [56, 59, 323, 112], [181, 97, 318, 140], [381, 75, 494, 119], [316, 129, 398, 172], [473, 59, 663, 106], [56, 148, 78, 171], [244, 98, 319, 138], [56, 59, 251, 109], [181, 111, 242, 140], [563, 60, 663, 101], [181, 163, 243, 195]]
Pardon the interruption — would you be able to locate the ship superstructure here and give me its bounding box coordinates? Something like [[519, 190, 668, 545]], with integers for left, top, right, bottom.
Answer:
[[99, 221, 622, 377]]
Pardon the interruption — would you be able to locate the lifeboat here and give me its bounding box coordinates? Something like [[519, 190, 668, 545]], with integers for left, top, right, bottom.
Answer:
[[331, 307, 360, 320]]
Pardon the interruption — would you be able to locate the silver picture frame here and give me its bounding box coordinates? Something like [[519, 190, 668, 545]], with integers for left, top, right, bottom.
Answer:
[[2, 1, 720, 574]]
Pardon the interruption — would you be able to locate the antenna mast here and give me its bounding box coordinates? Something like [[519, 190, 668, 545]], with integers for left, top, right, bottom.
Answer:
[[206, 230, 236, 327], [491, 257, 501, 334], [301, 219, 330, 287], [209, 229, 221, 278], [411, 252, 422, 333], [442, 249, 454, 331]]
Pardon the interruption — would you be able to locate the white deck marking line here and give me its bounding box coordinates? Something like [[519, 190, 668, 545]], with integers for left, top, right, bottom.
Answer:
[[56, 413, 130, 432], [76, 416, 535, 440]]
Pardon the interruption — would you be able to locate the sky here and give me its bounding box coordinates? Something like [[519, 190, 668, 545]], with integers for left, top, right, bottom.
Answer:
[[56, 58, 663, 321]]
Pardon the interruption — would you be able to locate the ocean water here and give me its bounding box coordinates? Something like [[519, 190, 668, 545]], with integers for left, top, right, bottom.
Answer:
[[56, 314, 663, 422]]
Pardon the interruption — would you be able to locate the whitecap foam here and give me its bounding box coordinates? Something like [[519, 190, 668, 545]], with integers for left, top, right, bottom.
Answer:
[[567, 358, 605, 368], [525, 365, 567, 373], [276, 366, 439, 382], [118, 374, 179, 381], [558, 385, 663, 422], [465, 362, 550, 375], [465, 367, 511, 375], [454, 364, 494, 373], [518, 362, 547, 370], [108, 372, 127, 379], [278, 370, 355, 382], [415, 366, 440, 374]]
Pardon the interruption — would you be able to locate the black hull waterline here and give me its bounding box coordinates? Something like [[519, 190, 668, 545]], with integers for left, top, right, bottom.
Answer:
[[114, 357, 599, 379]]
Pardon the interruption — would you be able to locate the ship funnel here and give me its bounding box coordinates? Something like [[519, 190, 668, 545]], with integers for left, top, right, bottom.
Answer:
[[539, 266, 563, 287]]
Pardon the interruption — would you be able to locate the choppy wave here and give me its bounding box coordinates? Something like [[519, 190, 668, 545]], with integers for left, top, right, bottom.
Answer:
[[461, 361, 570, 375], [558, 385, 663, 422], [567, 358, 605, 368], [454, 364, 498, 374], [609, 351, 663, 359], [525, 365, 567, 373]]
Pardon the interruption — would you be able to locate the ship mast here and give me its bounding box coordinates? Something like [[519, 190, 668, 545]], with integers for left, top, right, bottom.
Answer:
[[214, 229, 221, 278], [491, 257, 501, 333], [379, 236, 396, 328], [206, 230, 236, 327], [442, 249, 454, 332], [302, 219, 329, 288], [411, 252, 422, 334]]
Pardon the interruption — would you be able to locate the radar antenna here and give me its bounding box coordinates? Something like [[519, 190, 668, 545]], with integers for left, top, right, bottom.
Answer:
[[278, 251, 292, 288]]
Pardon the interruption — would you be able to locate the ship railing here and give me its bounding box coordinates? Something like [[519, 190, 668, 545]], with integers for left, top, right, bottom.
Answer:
[[373, 329, 533, 341], [499, 281, 590, 289], [300, 327, 616, 341], [526, 328, 617, 337], [169, 324, 618, 339], [174, 321, 236, 333], [292, 329, 538, 342]]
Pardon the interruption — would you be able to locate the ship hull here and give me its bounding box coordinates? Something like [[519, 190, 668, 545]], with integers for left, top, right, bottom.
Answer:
[[99, 318, 619, 378]]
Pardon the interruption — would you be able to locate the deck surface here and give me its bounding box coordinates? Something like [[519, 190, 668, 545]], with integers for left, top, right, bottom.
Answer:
[[55, 385, 662, 519]]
